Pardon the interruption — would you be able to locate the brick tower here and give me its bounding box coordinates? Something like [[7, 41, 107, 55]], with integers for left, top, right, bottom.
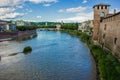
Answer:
[[92, 4, 110, 40]]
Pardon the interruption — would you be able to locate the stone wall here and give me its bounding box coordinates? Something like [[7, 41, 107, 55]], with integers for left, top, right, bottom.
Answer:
[[99, 13, 120, 58], [0, 30, 37, 41], [93, 5, 109, 40]]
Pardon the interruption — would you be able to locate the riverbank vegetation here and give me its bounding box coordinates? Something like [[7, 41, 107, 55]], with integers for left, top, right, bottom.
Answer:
[[16, 26, 37, 31], [37, 25, 56, 28], [61, 23, 78, 30], [62, 30, 120, 80]]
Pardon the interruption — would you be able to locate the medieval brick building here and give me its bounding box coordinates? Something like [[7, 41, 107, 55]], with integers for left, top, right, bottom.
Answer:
[[93, 4, 120, 59]]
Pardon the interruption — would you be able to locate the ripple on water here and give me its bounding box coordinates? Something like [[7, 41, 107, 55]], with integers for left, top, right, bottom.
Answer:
[[0, 31, 96, 80]]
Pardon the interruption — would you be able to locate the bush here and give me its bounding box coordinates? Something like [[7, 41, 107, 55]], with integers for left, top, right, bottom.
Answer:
[[23, 46, 32, 53], [38, 25, 56, 28], [17, 26, 37, 31]]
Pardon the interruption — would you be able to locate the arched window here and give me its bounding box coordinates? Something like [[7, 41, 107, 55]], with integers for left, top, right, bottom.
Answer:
[[100, 12, 105, 22], [100, 12, 105, 18]]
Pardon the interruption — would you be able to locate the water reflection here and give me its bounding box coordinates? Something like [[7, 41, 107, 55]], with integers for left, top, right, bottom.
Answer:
[[0, 31, 96, 80]]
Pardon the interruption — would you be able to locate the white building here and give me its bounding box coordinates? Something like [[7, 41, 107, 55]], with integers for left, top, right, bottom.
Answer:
[[78, 20, 93, 35]]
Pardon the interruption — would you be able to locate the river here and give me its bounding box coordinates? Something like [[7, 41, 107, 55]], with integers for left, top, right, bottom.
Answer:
[[0, 30, 96, 80]]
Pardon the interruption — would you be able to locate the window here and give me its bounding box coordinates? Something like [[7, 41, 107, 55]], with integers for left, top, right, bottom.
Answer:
[[97, 6, 99, 9], [104, 24, 107, 30], [114, 38, 117, 45], [103, 34, 105, 39], [100, 12, 105, 21], [100, 12, 105, 18], [101, 6, 103, 9], [105, 6, 107, 9]]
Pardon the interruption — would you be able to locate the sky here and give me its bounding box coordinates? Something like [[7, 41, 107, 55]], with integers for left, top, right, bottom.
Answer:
[[0, 0, 119, 22]]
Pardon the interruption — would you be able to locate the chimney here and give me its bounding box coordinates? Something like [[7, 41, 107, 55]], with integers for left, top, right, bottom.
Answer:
[[114, 9, 116, 14]]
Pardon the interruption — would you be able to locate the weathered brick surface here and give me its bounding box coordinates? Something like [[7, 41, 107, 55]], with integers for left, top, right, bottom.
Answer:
[[99, 13, 120, 58], [93, 4, 120, 58], [93, 5, 109, 40]]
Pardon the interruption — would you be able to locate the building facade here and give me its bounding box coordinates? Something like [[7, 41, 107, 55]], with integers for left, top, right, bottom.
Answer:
[[0, 20, 16, 32], [92, 4, 110, 40], [78, 20, 93, 35], [93, 4, 120, 59]]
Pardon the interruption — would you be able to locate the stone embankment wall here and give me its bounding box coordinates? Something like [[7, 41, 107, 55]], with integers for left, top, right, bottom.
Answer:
[[99, 12, 120, 59], [0, 30, 37, 41]]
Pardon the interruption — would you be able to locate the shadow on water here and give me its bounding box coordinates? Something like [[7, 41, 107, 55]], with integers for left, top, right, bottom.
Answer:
[[0, 51, 32, 61], [23, 51, 32, 55], [8, 52, 22, 56]]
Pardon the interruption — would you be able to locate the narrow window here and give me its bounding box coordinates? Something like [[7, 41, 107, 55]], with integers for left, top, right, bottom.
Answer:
[[101, 6, 103, 9], [103, 34, 105, 39], [105, 6, 107, 9], [104, 24, 106, 30], [100, 12, 105, 21], [114, 38, 117, 45], [97, 6, 99, 9]]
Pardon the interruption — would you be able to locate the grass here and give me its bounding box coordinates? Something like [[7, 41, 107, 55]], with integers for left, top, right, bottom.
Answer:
[[62, 30, 120, 80]]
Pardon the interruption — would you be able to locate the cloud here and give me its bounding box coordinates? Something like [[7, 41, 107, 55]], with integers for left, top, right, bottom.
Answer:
[[0, 7, 15, 15], [0, 0, 25, 19], [29, 0, 58, 4], [43, 4, 51, 7], [58, 9, 64, 12], [0, 12, 24, 19], [82, 0, 87, 3], [26, 8, 33, 12], [58, 6, 87, 13], [66, 6, 87, 13], [37, 16, 42, 18], [57, 12, 93, 22], [57, 6, 93, 22], [0, 0, 25, 7], [24, 19, 37, 22], [16, 5, 24, 9]]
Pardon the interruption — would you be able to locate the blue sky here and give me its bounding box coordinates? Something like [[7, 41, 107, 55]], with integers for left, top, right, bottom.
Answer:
[[0, 0, 119, 22]]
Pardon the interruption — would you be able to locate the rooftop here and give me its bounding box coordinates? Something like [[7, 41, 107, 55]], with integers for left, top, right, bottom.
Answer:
[[104, 11, 120, 19], [93, 3, 110, 8]]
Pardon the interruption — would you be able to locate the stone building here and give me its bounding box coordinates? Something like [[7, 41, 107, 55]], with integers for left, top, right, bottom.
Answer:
[[0, 20, 16, 32], [93, 4, 120, 59], [78, 20, 93, 35]]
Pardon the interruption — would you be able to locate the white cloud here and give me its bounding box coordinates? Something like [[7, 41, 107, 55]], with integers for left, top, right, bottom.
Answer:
[[0, 12, 24, 19], [58, 6, 87, 13], [0, 0, 25, 7], [57, 6, 93, 22], [66, 6, 87, 13], [58, 9, 64, 12], [16, 5, 24, 9], [82, 0, 87, 3], [0, 0, 25, 19], [0, 7, 15, 16], [24, 19, 37, 22], [37, 16, 42, 18], [26, 9, 33, 12], [56, 12, 93, 22], [29, 0, 58, 4], [43, 4, 51, 7]]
